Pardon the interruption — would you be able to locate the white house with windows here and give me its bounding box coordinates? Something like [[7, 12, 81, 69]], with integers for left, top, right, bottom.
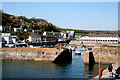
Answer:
[[33, 30, 42, 35], [43, 31, 54, 36], [25, 29, 33, 33], [0, 25, 2, 31], [43, 31, 61, 38], [0, 34, 2, 47], [14, 28, 22, 32], [119, 38, 120, 42], [54, 32, 61, 37], [1, 33, 13, 44], [27, 33, 41, 43], [60, 31, 67, 38], [0, 25, 12, 32], [66, 31, 74, 39], [79, 34, 118, 43], [12, 35, 19, 43]]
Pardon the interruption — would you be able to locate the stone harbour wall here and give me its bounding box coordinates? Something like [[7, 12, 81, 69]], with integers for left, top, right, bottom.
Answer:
[[84, 47, 118, 64], [0, 48, 72, 62]]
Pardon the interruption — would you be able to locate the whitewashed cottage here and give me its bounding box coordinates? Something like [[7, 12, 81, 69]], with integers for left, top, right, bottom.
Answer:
[[1, 33, 13, 44], [27, 33, 41, 43]]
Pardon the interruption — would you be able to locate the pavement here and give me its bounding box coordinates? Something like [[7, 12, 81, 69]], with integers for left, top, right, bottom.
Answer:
[[93, 60, 120, 80]]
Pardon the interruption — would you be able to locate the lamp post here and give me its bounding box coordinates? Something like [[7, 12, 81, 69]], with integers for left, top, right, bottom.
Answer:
[[99, 48, 101, 69]]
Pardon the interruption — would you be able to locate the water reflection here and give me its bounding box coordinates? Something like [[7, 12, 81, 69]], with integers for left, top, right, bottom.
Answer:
[[73, 55, 81, 59], [2, 50, 108, 78], [3, 60, 74, 78], [84, 64, 109, 78]]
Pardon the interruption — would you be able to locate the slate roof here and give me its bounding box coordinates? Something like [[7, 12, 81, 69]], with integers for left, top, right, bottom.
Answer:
[[29, 32, 41, 38]]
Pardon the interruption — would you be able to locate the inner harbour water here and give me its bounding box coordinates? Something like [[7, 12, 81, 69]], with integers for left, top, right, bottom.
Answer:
[[2, 50, 108, 79]]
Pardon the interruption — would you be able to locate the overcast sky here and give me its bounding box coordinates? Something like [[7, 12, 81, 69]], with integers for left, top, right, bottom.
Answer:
[[2, 2, 118, 31]]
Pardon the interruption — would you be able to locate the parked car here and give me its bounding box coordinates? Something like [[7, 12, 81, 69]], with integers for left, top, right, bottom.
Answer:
[[114, 67, 120, 79]]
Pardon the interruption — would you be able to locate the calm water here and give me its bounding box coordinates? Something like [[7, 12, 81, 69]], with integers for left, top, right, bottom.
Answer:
[[2, 50, 108, 79]]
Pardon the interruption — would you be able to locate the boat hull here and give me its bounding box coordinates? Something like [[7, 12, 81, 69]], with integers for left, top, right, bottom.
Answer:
[[75, 53, 81, 55]]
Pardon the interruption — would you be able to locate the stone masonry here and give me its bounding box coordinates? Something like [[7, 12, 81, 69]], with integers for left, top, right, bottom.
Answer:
[[84, 47, 118, 64], [0, 48, 64, 61]]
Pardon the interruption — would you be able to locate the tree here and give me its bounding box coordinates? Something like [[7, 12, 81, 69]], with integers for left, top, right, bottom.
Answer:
[[17, 31, 29, 41]]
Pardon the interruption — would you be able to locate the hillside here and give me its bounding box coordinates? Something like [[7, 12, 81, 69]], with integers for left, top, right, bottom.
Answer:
[[58, 28, 117, 36], [2, 11, 59, 32]]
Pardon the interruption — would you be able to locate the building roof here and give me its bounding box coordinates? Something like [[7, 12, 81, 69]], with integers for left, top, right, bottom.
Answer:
[[14, 27, 22, 29], [33, 30, 42, 31], [54, 32, 61, 34], [27, 29, 32, 31], [2, 26, 11, 28], [1, 33, 10, 34], [44, 31, 53, 33], [12, 35, 18, 38], [88, 33, 117, 37], [1, 33, 11, 37], [29, 32, 41, 38]]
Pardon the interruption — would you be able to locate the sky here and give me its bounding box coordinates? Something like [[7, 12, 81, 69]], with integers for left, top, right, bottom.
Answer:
[[2, 2, 118, 31]]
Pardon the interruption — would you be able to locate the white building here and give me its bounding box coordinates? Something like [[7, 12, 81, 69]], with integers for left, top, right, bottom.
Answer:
[[60, 31, 66, 38], [12, 35, 19, 43], [0, 25, 12, 32], [75, 35, 82, 40], [1, 33, 13, 44], [27, 29, 33, 33], [119, 38, 120, 42], [0, 34, 2, 47], [24, 29, 27, 32], [43, 31, 54, 36], [27, 33, 41, 43], [14, 28, 22, 32], [43, 31, 61, 37], [33, 30, 42, 35], [79, 34, 118, 43], [66, 31, 74, 39], [0, 25, 2, 31], [54, 32, 61, 37]]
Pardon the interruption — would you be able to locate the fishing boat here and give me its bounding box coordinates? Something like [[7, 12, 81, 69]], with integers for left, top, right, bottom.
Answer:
[[71, 47, 75, 51], [74, 50, 81, 55]]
